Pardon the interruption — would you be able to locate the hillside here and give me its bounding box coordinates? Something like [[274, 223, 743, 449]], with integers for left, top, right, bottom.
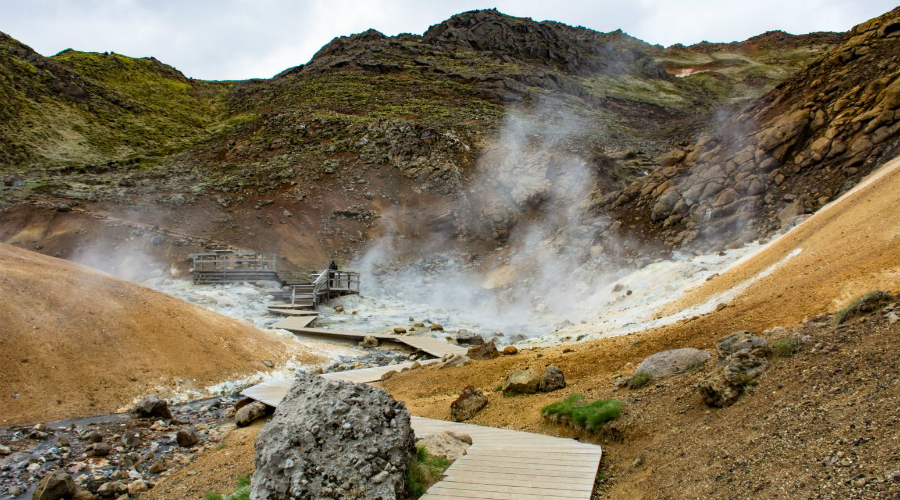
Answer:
[[0, 9, 847, 271], [0, 242, 320, 425]]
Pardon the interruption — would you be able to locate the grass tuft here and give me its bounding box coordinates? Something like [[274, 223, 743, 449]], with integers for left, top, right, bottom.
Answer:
[[406, 445, 453, 498], [627, 372, 653, 389], [772, 337, 801, 357], [835, 291, 889, 324], [541, 395, 622, 430]]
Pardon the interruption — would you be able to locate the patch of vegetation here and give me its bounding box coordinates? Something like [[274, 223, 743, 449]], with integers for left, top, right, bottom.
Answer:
[[406, 445, 452, 498], [541, 394, 622, 430], [835, 291, 891, 324], [204, 476, 251, 500], [773, 336, 801, 356], [627, 372, 653, 389]]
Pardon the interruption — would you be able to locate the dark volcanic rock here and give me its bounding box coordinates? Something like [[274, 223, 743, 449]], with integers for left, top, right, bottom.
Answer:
[[251, 372, 415, 500]]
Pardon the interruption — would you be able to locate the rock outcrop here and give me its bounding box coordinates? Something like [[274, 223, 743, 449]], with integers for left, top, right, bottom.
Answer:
[[251, 372, 415, 500], [699, 332, 771, 407], [32, 471, 74, 500]]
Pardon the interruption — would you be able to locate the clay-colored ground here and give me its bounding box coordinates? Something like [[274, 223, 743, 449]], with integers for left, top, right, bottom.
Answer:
[[103, 156, 900, 499], [0, 243, 321, 425]]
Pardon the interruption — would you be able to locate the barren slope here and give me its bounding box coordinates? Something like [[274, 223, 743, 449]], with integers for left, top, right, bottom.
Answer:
[[0, 243, 321, 425]]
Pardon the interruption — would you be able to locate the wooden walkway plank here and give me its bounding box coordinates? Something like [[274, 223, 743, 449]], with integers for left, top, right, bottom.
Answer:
[[267, 308, 318, 316], [271, 316, 317, 330], [285, 327, 468, 358]]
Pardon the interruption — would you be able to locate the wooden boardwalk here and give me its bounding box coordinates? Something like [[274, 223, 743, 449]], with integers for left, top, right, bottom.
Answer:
[[276, 326, 468, 358], [267, 308, 318, 316], [241, 370, 602, 500]]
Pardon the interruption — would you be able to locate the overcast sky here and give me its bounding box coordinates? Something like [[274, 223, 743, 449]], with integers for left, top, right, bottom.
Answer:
[[2, 0, 896, 80]]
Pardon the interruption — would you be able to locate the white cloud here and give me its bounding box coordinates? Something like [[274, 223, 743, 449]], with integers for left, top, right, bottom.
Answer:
[[2, 0, 896, 80]]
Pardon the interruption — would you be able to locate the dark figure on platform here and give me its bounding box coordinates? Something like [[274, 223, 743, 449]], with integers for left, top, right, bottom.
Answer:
[[328, 260, 338, 288]]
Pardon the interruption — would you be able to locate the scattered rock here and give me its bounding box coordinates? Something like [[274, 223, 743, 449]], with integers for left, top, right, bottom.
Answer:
[[96, 481, 124, 498], [455, 330, 484, 345], [449, 386, 488, 422], [83, 430, 103, 443], [502, 345, 518, 355], [126, 480, 148, 497], [359, 336, 379, 348], [150, 235, 165, 246], [262, 359, 275, 368], [334, 305, 345, 313], [148, 460, 168, 474], [539, 365, 567, 392], [417, 431, 472, 461], [176, 427, 198, 447], [252, 373, 415, 500], [121, 432, 141, 448], [0, 444, 10, 455], [438, 354, 471, 369], [55, 203, 71, 213], [502, 369, 541, 395], [131, 395, 173, 420], [89, 442, 112, 457], [467, 339, 499, 360], [393, 327, 407, 334], [235, 401, 270, 427], [699, 332, 771, 407], [634, 348, 710, 377], [430, 323, 444, 331], [32, 470, 75, 500]]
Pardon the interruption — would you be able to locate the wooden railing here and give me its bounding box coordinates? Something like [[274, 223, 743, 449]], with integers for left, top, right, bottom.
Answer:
[[291, 269, 360, 308], [190, 252, 277, 272]]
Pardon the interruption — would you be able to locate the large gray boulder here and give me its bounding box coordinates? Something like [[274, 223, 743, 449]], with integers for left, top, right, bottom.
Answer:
[[251, 372, 415, 500], [634, 348, 710, 377]]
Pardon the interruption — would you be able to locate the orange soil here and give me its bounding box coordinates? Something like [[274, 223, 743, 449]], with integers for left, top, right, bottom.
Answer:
[[0, 243, 322, 425]]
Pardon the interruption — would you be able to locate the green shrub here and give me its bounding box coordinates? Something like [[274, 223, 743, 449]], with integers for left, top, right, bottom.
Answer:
[[627, 372, 653, 389], [541, 395, 622, 430]]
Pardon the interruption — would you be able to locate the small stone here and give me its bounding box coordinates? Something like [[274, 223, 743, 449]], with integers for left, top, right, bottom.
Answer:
[[334, 305, 345, 313], [0, 444, 10, 455], [360, 336, 379, 348], [393, 327, 407, 334], [148, 460, 168, 474], [430, 323, 444, 331], [127, 480, 148, 497], [417, 431, 472, 461], [502, 346, 518, 355], [449, 386, 488, 422], [262, 359, 275, 368], [33, 470, 75, 500], [502, 369, 541, 394], [467, 340, 499, 360], [176, 428, 198, 447], [131, 395, 173, 419], [539, 366, 566, 392], [235, 401, 270, 427], [90, 442, 112, 457]]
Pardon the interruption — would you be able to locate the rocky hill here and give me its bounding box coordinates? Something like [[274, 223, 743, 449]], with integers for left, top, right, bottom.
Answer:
[[0, 8, 881, 273], [598, 7, 900, 252]]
